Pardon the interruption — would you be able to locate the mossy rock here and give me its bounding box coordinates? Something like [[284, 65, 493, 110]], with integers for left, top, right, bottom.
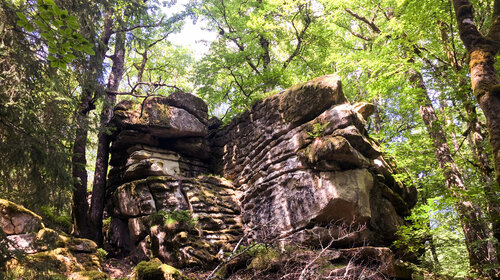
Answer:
[[278, 74, 346, 124], [34, 228, 97, 253], [77, 270, 111, 280], [135, 258, 194, 280], [4, 246, 103, 280], [0, 199, 44, 235]]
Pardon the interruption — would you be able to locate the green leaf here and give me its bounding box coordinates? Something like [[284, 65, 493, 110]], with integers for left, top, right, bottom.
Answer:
[[25, 23, 35, 32], [65, 53, 76, 60], [82, 45, 95, 55], [67, 16, 79, 29], [43, 0, 55, 6], [16, 12, 27, 22], [54, 19, 63, 28]]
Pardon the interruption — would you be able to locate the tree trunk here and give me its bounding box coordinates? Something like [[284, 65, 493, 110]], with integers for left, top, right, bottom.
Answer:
[[464, 102, 500, 263], [89, 29, 126, 245], [372, 95, 382, 134], [410, 70, 494, 275], [71, 7, 114, 238], [452, 0, 500, 269], [71, 94, 93, 238]]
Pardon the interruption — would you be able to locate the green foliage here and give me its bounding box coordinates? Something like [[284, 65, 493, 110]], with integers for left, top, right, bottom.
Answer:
[[306, 122, 330, 139], [0, 1, 76, 213], [39, 206, 72, 234], [150, 210, 197, 229], [15, 0, 94, 68], [192, 0, 330, 119], [96, 248, 108, 262], [395, 197, 470, 277]]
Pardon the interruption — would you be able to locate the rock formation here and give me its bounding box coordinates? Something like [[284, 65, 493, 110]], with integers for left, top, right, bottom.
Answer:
[[104, 75, 417, 278], [106, 92, 243, 266], [0, 199, 104, 279], [211, 75, 417, 246]]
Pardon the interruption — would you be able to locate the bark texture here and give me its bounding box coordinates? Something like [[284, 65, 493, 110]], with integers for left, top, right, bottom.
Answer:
[[452, 0, 500, 191], [89, 27, 126, 245], [410, 70, 495, 275], [71, 7, 114, 238], [452, 0, 500, 270], [71, 96, 92, 238]]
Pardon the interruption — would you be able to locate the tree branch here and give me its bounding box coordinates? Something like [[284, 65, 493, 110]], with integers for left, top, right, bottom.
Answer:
[[112, 16, 165, 34], [451, 0, 484, 51], [106, 82, 182, 96], [486, 0, 500, 46], [345, 8, 381, 33], [283, 5, 312, 69]]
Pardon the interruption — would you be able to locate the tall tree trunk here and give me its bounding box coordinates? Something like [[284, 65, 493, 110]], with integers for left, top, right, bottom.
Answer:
[[89, 28, 126, 245], [438, 11, 500, 264], [71, 93, 93, 237], [90, 27, 125, 245], [464, 102, 500, 263], [452, 0, 500, 268], [410, 70, 495, 275], [71, 7, 114, 238], [452, 0, 500, 199]]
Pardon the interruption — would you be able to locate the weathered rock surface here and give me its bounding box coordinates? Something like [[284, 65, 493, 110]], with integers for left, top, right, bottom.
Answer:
[[211, 74, 417, 244], [107, 92, 243, 267], [0, 199, 43, 235], [106, 76, 416, 278], [0, 199, 103, 279], [107, 175, 242, 266]]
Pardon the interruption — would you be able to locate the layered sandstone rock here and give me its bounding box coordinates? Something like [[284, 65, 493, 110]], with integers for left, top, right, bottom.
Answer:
[[106, 76, 416, 274], [211, 74, 417, 245], [107, 92, 243, 266]]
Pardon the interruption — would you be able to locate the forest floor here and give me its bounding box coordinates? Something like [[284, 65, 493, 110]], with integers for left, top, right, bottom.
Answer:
[[102, 257, 136, 279]]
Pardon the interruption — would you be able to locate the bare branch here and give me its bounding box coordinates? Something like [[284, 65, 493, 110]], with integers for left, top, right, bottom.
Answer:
[[283, 4, 312, 69], [106, 82, 182, 96], [113, 16, 165, 34]]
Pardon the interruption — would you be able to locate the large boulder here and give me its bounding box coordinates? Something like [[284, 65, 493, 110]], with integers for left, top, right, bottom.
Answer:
[[107, 176, 242, 266], [112, 94, 208, 140]]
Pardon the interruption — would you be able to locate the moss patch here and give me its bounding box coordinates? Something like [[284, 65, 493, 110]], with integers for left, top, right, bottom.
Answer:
[[78, 270, 111, 280], [135, 259, 194, 280], [0, 199, 43, 221], [150, 210, 197, 229]]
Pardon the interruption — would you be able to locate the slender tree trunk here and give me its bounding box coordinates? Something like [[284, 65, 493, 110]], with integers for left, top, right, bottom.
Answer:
[[439, 100, 460, 153], [464, 102, 500, 263], [71, 94, 93, 237], [89, 28, 126, 245], [410, 70, 494, 275], [428, 229, 441, 271]]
